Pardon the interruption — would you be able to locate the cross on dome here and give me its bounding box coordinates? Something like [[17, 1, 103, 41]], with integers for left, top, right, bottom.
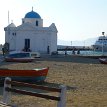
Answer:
[[32, 7, 33, 11]]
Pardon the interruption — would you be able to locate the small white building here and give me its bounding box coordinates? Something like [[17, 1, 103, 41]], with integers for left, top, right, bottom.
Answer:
[[4, 9, 58, 54]]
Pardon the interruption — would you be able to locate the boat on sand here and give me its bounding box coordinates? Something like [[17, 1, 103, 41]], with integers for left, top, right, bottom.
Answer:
[[5, 57, 35, 62], [5, 52, 36, 62], [0, 67, 49, 83], [99, 58, 107, 64]]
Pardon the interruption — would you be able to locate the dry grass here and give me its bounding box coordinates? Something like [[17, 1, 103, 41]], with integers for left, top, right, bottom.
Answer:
[[0, 55, 107, 107]]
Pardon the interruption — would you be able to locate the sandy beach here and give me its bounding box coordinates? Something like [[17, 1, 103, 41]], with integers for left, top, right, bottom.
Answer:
[[0, 54, 107, 107]]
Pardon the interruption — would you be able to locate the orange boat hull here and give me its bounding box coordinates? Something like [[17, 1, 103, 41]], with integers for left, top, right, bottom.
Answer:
[[0, 67, 49, 82], [0, 67, 49, 76]]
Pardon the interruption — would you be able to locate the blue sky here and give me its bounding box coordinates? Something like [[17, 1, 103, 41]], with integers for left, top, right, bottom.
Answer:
[[0, 0, 107, 44]]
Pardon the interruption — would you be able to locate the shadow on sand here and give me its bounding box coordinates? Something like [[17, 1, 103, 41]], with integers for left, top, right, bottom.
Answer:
[[37, 54, 100, 64], [0, 53, 101, 66]]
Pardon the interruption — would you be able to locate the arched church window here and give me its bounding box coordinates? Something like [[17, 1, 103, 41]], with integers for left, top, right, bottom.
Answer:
[[36, 21, 38, 26]]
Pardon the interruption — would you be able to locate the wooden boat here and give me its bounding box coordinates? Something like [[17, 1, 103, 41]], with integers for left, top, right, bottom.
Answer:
[[5, 52, 35, 62], [0, 67, 49, 83], [99, 58, 107, 64]]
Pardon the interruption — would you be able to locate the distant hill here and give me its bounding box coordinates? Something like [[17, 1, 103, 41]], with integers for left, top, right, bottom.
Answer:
[[58, 37, 98, 46]]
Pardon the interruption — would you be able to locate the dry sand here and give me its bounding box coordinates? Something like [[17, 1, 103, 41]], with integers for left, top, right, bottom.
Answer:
[[0, 54, 107, 107]]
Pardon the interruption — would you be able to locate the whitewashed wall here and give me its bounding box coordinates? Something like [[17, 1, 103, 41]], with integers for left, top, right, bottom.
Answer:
[[4, 22, 57, 54]]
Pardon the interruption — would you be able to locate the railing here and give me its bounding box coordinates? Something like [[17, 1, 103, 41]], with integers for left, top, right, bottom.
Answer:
[[2, 77, 66, 107]]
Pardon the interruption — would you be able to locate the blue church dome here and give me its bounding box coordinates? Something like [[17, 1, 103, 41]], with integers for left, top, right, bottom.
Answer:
[[25, 10, 41, 18]]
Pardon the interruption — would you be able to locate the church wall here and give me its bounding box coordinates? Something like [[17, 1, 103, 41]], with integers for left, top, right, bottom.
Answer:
[[5, 28, 57, 53], [50, 32, 57, 53], [15, 32, 25, 51], [5, 29, 16, 51], [22, 18, 43, 27], [15, 30, 51, 53], [30, 33, 43, 52], [15, 31, 37, 51], [5, 28, 15, 44], [31, 32, 50, 53], [5, 31, 9, 43]]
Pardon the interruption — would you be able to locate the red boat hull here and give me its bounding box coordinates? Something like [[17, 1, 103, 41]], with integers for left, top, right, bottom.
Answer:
[[0, 67, 49, 82], [0, 67, 49, 76]]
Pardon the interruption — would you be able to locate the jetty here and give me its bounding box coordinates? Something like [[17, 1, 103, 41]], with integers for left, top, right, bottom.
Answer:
[[57, 45, 93, 51]]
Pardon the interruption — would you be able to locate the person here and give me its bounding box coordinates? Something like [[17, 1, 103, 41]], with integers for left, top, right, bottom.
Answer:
[[65, 51, 67, 55], [77, 49, 80, 54], [2, 47, 5, 56], [47, 46, 50, 54], [72, 49, 75, 55]]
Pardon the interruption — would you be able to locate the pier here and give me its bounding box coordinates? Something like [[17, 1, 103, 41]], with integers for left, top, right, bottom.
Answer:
[[57, 45, 93, 51]]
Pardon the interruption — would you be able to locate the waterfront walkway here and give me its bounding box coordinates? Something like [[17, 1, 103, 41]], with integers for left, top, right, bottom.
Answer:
[[57, 45, 93, 51]]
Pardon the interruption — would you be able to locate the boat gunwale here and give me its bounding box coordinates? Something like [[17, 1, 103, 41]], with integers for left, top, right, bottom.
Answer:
[[0, 67, 49, 76]]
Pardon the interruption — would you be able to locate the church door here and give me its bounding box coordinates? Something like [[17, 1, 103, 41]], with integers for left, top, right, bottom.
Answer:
[[24, 39, 30, 51]]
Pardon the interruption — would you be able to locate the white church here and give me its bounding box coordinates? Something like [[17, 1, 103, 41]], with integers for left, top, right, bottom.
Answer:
[[4, 8, 58, 54]]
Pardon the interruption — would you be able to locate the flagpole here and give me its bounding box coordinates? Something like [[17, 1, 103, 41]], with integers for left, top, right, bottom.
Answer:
[[8, 11, 10, 25]]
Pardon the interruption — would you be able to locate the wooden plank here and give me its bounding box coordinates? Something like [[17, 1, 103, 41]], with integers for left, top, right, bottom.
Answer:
[[6, 80, 61, 92], [5, 87, 60, 101]]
